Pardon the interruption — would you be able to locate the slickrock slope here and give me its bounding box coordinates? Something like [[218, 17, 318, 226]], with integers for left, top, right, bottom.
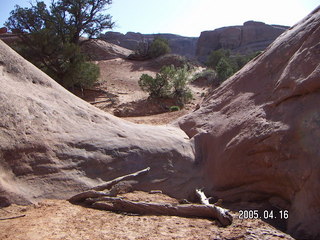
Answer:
[[81, 39, 133, 60], [179, 7, 320, 240], [0, 39, 201, 207], [196, 21, 288, 61]]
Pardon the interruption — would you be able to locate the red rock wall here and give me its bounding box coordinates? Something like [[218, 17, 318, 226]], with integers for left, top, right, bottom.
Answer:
[[179, 7, 320, 239]]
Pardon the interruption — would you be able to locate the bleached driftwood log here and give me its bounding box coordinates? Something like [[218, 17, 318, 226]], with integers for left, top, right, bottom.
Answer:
[[68, 167, 233, 227], [196, 189, 232, 226], [90, 197, 232, 226]]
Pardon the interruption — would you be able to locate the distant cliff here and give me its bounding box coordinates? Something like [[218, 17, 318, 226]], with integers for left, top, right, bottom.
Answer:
[[197, 21, 289, 62], [100, 32, 198, 59], [100, 21, 288, 62]]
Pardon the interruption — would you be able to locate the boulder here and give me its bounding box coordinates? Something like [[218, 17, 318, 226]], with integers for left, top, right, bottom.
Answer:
[[179, 6, 320, 240], [0, 39, 202, 207], [81, 39, 133, 60], [196, 21, 289, 62]]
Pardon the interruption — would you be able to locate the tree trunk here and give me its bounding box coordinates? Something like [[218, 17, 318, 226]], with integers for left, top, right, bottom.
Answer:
[[91, 198, 232, 227]]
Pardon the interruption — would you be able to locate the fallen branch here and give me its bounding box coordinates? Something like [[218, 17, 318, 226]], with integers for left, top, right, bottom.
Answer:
[[196, 189, 232, 226], [91, 167, 150, 191], [69, 190, 112, 203], [0, 214, 26, 220], [89, 99, 112, 105], [91, 197, 232, 226], [68, 167, 233, 227]]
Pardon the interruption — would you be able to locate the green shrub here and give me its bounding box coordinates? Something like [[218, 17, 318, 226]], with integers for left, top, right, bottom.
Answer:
[[63, 60, 100, 89], [138, 65, 192, 106], [192, 69, 218, 84], [216, 57, 234, 80], [138, 66, 174, 98], [171, 65, 193, 105], [148, 37, 171, 58], [206, 49, 261, 82], [170, 106, 180, 111], [206, 49, 230, 68]]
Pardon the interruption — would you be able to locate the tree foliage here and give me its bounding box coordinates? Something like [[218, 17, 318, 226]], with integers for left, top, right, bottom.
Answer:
[[148, 37, 171, 58], [5, 0, 114, 88], [130, 37, 171, 60], [138, 65, 192, 106], [206, 49, 260, 81]]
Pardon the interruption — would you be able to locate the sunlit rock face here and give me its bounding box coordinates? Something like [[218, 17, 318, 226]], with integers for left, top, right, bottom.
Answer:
[[81, 39, 133, 60], [0, 39, 202, 207], [179, 7, 320, 240], [196, 21, 288, 62]]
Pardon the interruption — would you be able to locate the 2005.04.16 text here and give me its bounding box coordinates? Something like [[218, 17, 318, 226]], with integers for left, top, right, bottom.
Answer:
[[238, 210, 289, 220]]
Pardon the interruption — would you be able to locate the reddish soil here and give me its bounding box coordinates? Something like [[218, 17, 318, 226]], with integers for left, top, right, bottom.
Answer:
[[75, 58, 207, 125], [0, 191, 294, 240]]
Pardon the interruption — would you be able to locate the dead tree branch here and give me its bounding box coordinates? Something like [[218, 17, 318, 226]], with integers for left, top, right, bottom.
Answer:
[[68, 167, 233, 227], [90, 197, 232, 226], [196, 189, 232, 226], [91, 167, 150, 191], [0, 214, 26, 220]]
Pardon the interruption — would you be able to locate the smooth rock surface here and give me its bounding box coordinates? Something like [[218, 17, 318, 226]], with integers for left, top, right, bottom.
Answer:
[[179, 7, 320, 240], [81, 39, 133, 60], [0, 39, 201, 207]]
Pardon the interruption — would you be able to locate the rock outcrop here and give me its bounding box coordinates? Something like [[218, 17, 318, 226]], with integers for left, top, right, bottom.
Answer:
[[0, 39, 202, 207], [179, 7, 320, 240], [81, 39, 133, 60], [100, 32, 198, 58], [196, 21, 289, 62]]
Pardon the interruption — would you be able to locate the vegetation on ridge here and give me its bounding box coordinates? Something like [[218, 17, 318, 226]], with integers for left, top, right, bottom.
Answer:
[[206, 49, 261, 81], [5, 0, 114, 89], [129, 37, 171, 60]]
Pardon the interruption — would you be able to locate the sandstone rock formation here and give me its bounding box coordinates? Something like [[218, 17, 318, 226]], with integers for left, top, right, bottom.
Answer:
[[1, 6, 320, 240], [81, 39, 133, 60], [0, 39, 201, 207], [100, 32, 198, 58], [196, 21, 289, 62], [179, 7, 320, 240]]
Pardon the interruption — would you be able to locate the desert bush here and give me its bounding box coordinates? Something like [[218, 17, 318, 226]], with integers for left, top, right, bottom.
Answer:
[[206, 49, 260, 81], [170, 106, 180, 111], [192, 69, 218, 85], [138, 66, 174, 98], [171, 65, 193, 105], [129, 37, 171, 60], [150, 54, 196, 70], [206, 49, 230, 69], [216, 58, 234, 80], [148, 37, 171, 58], [139, 65, 192, 106]]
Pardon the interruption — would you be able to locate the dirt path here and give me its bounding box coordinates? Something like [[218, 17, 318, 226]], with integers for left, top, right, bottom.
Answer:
[[0, 191, 294, 240], [75, 58, 207, 125]]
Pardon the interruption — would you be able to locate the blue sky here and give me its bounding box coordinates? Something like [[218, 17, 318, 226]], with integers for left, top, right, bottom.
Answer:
[[1, 0, 319, 37]]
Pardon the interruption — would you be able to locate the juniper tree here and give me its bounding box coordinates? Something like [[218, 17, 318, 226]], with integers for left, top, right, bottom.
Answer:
[[5, 0, 114, 88]]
